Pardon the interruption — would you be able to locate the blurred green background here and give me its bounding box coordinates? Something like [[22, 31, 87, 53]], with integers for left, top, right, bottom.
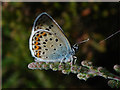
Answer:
[[2, 2, 119, 88]]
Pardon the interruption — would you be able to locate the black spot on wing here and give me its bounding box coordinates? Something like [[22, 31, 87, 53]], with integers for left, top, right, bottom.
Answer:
[[49, 38, 52, 41], [45, 39, 48, 42], [41, 32, 43, 34], [49, 26, 51, 29], [51, 25, 53, 27], [55, 39, 58, 42], [45, 48, 48, 51], [59, 44, 62, 46], [42, 52, 45, 54], [51, 45, 53, 47], [43, 42, 46, 44], [46, 28, 49, 31], [43, 45, 46, 47]]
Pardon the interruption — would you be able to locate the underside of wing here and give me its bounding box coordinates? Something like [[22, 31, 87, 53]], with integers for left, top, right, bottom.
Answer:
[[30, 12, 72, 62], [30, 30, 68, 62], [33, 12, 72, 50]]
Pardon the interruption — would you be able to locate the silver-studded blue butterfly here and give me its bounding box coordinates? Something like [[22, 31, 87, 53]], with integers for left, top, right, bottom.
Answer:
[[29, 12, 78, 64]]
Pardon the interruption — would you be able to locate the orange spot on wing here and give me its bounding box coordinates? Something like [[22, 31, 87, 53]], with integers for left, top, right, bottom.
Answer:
[[35, 42, 38, 45], [36, 37, 39, 41], [37, 52, 40, 56], [35, 46, 39, 50], [42, 32, 46, 36], [37, 51, 41, 58], [38, 34, 41, 37]]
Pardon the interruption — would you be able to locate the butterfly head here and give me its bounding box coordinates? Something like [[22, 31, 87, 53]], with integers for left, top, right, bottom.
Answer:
[[72, 44, 79, 55]]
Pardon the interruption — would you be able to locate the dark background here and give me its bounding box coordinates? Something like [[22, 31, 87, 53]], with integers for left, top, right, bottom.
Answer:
[[2, 2, 120, 88]]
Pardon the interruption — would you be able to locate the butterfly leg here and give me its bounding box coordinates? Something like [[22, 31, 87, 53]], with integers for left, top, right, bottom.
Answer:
[[59, 57, 69, 69], [73, 56, 77, 65], [34, 58, 39, 62], [59, 58, 65, 65]]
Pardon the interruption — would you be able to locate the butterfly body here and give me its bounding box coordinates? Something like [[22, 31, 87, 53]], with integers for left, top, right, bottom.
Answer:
[[29, 12, 75, 63]]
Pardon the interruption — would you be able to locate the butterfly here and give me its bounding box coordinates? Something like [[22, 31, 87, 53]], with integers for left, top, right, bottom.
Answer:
[[29, 12, 78, 64]]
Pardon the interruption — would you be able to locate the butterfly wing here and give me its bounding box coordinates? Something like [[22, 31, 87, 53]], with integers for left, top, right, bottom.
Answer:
[[29, 12, 73, 62]]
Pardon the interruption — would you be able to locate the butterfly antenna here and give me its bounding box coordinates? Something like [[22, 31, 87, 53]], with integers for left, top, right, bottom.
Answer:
[[77, 38, 89, 45], [72, 38, 89, 54], [99, 30, 120, 44]]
